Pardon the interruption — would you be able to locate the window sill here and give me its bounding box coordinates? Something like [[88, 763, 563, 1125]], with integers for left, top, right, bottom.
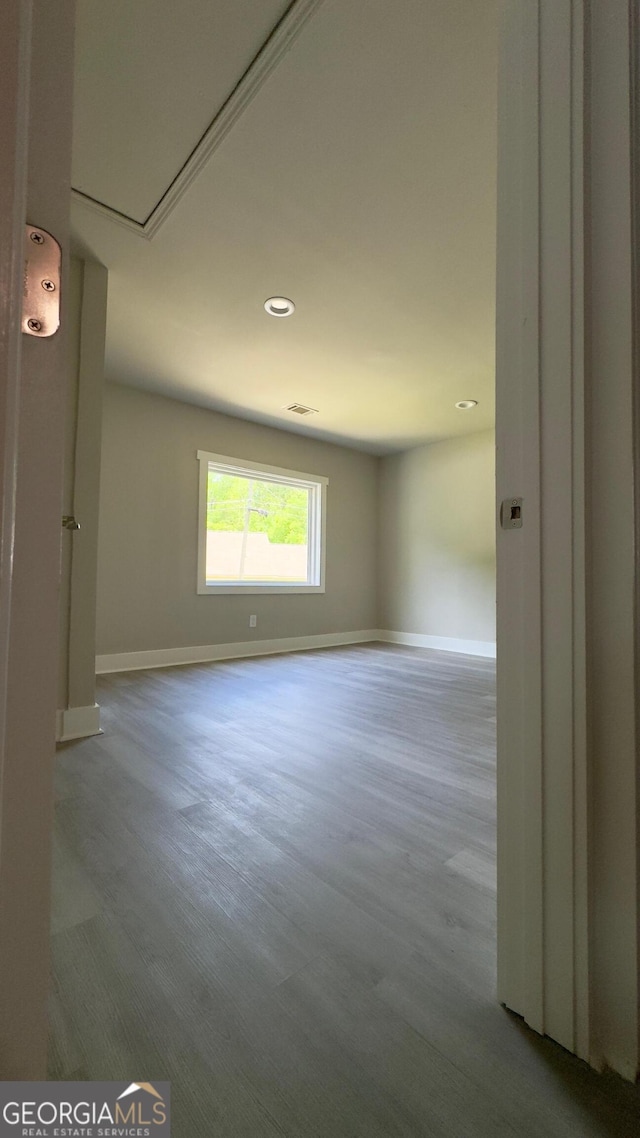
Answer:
[[197, 583, 326, 595]]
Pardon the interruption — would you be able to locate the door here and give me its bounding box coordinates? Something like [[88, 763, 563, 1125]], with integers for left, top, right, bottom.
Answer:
[[0, 0, 76, 1078], [496, 0, 639, 1080]]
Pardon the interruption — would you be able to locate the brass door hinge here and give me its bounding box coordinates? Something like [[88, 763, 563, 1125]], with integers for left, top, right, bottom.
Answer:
[[22, 225, 61, 337]]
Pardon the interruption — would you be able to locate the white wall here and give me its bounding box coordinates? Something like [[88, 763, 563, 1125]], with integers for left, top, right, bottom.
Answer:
[[96, 383, 379, 656], [378, 431, 495, 647]]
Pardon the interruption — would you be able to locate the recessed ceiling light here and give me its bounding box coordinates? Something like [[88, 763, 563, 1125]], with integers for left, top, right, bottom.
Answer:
[[455, 400, 478, 410], [264, 296, 295, 318]]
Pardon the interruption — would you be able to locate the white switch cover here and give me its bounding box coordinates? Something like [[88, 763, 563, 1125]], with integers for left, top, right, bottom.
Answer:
[[249, 615, 257, 628]]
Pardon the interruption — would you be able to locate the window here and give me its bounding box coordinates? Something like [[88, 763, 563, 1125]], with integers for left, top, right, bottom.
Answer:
[[196, 450, 327, 594]]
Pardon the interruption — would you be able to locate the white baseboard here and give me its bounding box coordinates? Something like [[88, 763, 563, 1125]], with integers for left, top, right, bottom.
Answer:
[[56, 703, 102, 742], [95, 629, 497, 674], [379, 630, 496, 658], [96, 630, 384, 674]]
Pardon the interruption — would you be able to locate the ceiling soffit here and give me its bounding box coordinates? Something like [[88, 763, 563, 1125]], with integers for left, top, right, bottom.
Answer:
[[71, 0, 324, 239]]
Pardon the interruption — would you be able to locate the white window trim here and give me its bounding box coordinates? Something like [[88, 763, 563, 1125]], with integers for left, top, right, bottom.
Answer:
[[196, 450, 328, 595]]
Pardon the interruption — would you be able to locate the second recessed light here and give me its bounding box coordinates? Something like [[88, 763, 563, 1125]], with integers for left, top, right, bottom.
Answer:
[[264, 296, 295, 318], [455, 400, 478, 410]]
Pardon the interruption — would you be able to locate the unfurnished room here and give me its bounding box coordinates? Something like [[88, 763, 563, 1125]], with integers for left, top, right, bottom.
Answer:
[[1, 1, 639, 1136]]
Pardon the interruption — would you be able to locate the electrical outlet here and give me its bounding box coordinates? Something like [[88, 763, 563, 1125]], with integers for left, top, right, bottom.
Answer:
[[249, 615, 257, 628]]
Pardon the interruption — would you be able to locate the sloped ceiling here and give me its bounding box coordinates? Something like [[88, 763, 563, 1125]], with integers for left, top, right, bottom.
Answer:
[[71, 0, 499, 454]]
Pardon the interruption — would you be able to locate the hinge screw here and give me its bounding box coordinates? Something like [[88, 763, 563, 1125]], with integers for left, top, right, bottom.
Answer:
[[30, 231, 44, 244], [41, 279, 55, 292], [27, 318, 42, 332]]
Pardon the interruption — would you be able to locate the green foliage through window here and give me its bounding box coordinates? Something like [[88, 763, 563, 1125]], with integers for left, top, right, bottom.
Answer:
[[207, 472, 308, 545]]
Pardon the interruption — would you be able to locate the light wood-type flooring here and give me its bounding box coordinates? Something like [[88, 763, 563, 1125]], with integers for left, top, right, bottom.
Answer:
[[50, 644, 639, 1136]]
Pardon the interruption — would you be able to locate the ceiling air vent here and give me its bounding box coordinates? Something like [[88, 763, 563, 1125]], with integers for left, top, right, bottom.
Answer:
[[284, 403, 318, 416]]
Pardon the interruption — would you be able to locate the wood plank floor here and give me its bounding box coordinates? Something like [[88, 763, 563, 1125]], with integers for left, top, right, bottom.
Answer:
[[50, 644, 639, 1136]]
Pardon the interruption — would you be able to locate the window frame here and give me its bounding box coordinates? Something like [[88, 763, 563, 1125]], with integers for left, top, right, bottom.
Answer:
[[196, 450, 328, 595]]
